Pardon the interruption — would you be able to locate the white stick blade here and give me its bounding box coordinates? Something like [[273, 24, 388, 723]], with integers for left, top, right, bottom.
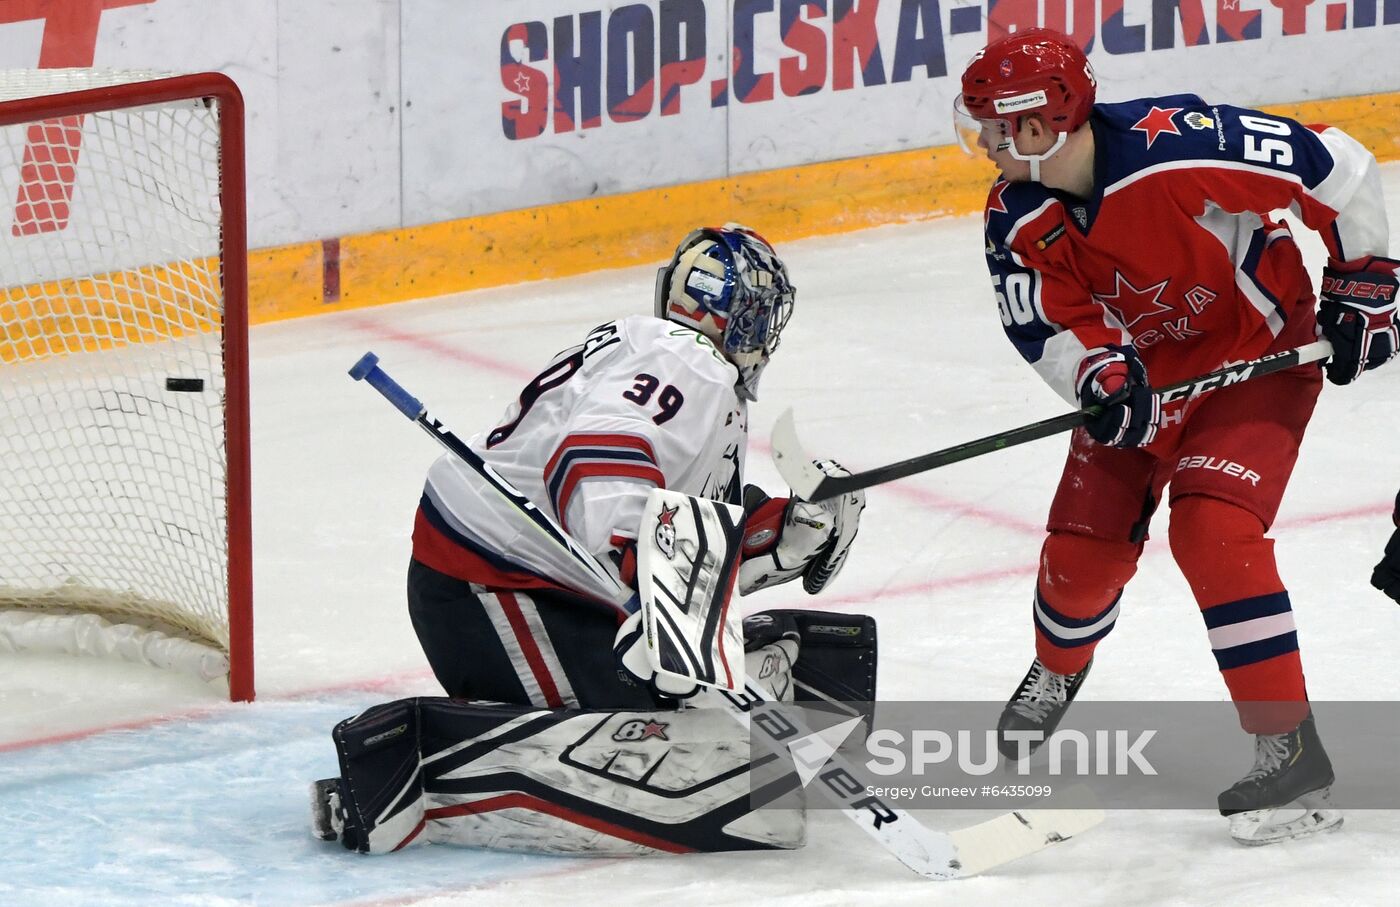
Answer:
[[769, 409, 827, 500], [948, 804, 1104, 878]]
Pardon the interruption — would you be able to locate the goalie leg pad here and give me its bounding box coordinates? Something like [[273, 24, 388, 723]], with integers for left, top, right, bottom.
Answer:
[[323, 698, 428, 854], [317, 697, 804, 855], [748, 609, 878, 731]]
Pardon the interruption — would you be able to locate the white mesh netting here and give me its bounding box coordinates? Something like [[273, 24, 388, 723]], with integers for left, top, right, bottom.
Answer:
[[0, 70, 233, 678]]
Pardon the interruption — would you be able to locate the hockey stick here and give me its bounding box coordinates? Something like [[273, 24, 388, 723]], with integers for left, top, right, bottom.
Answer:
[[634, 527, 1101, 878], [698, 665, 1102, 879], [347, 352, 628, 605], [773, 340, 1333, 501], [352, 351, 1100, 877]]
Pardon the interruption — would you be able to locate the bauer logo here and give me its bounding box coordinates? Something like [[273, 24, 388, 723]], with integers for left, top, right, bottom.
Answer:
[[1174, 455, 1262, 486]]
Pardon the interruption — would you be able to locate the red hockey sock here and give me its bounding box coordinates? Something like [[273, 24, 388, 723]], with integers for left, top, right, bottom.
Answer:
[[1169, 495, 1308, 733], [1033, 531, 1140, 675]]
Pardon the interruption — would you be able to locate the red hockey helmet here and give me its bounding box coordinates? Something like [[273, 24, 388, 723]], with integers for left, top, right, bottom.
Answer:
[[959, 28, 1096, 134]]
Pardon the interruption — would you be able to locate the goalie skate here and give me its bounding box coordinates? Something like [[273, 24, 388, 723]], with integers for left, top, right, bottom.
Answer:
[[310, 778, 345, 843], [1218, 715, 1343, 846]]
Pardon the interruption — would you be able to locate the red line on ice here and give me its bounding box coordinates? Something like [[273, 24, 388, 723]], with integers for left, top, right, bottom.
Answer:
[[0, 670, 438, 753], [3, 487, 1388, 753], [334, 319, 1393, 535], [339, 312, 536, 382]]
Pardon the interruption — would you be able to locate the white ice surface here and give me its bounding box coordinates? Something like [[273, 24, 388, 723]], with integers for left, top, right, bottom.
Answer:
[[4, 164, 1400, 906]]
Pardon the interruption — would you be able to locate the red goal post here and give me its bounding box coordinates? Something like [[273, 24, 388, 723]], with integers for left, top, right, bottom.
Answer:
[[0, 71, 252, 701]]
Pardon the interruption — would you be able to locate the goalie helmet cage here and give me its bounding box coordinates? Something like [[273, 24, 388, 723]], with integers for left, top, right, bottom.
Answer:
[[0, 70, 253, 701]]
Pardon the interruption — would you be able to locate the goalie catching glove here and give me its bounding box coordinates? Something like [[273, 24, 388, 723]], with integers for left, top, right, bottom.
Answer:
[[739, 459, 867, 595]]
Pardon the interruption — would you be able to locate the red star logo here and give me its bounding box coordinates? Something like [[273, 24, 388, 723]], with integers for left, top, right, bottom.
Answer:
[[1092, 271, 1174, 328], [640, 720, 669, 740], [986, 180, 1010, 217], [657, 503, 678, 526], [1130, 106, 1183, 149]]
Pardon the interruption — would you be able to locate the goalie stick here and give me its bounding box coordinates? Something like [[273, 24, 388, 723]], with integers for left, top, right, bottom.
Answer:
[[696, 674, 1102, 879], [635, 498, 1101, 879], [347, 352, 628, 605], [350, 352, 1100, 878], [773, 339, 1334, 501]]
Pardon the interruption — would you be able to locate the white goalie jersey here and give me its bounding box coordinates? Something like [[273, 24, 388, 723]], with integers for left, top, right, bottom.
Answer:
[[411, 315, 749, 612]]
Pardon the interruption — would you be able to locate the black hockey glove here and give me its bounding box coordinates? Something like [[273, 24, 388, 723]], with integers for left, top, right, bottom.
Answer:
[[1076, 345, 1160, 448], [1318, 256, 1400, 386], [1372, 491, 1400, 605]]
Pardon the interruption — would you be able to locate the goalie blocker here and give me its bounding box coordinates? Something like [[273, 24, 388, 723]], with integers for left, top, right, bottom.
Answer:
[[312, 609, 877, 855]]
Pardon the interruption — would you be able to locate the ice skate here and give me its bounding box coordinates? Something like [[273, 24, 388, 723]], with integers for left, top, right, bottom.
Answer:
[[1217, 714, 1343, 845], [996, 658, 1092, 759]]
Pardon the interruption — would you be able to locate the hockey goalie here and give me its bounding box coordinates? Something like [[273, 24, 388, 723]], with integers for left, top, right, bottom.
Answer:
[[311, 224, 874, 855]]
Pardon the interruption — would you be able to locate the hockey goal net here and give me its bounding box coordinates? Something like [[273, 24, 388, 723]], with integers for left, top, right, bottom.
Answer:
[[0, 70, 252, 700]]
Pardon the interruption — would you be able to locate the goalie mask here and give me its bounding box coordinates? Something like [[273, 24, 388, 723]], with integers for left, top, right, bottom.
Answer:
[[655, 223, 796, 400]]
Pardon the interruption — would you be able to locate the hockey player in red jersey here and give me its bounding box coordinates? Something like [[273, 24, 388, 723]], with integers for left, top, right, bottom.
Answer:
[[312, 225, 875, 856], [954, 28, 1396, 845]]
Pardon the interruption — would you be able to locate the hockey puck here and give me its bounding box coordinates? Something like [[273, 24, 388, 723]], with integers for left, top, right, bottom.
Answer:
[[165, 377, 205, 392]]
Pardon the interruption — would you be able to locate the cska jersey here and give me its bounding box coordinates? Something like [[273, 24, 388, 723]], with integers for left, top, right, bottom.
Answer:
[[412, 315, 748, 613], [982, 94, 1390, 408]]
